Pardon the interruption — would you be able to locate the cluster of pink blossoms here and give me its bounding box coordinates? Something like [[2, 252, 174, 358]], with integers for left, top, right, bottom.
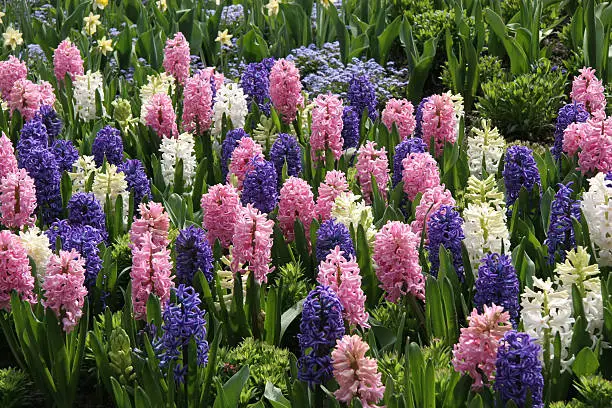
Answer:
[[317, 247, 369, 329], [0, 231, 36, 311], [0, 56, 27, 100], [563, 110, 612, 174], [310, 93, 344, 161], [332, 335, 385, 408], [0, 133, 18, 178], [411, 184, 456, 237], [7, 78, 55, 121], [381, 98, 416, 140], [231, 204, 274, 283], [269, 59, 303, 124], [162, 32, 190, 85], [201, 67, 225, 93], [402, 152, 440, 201], [182, 70, 214, 133], [53, 39, 84, 83], [373, 220, 425, 302], [201, 183, 241, 248], [278, 177, 315, 242], [42, 250, 87, 333], [570, 67, 606, 113], [452, 305, 512, 390], [0, 169, 37, 229], [145, 93, 178, 138], [421, 93, 457, 156], [227, 137, 263, 189], [355, 141, 389, 204], [315, 170, 349, 221], [130, 202, 171, 249]]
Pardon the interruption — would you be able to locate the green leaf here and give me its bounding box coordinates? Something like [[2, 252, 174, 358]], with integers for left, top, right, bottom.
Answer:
[[572, 347, 599, 377], [377, 16, 402, 65], [280, 299, 304, 341], [264, 382, 291, 408], [213, 365, 250, 408]]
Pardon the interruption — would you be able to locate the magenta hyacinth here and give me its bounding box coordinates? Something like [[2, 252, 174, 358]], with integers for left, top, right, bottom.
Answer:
[[269, 59, 303, 124], [382, 98, 416, 140], [315, 170, 349, 221], [231, 204, 274, 283], [0, 56, 27, 100], [278, 176, 315, 243], [182, 71, 214, 133], [571, 67, 606, 114], [421, 93, 457, 157], [200, 183, 241, 248], [310, 93, 344, 162], [162, 32, 190, 85], [0, 230, 36, 311], [0, 168, 37, 229], [145, 93, 178, 138], [53, 39, 84, 83], [356, 141, 389, 204], [401, 152, 440, 201]]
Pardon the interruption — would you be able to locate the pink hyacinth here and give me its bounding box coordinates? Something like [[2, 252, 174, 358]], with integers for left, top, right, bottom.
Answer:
[[317, 247, 369, 329], [231, 204, 274, 283], [201, 183, 241, 248], [7, 79, 56, 121], [373, 220, 425, 302], [182, 71, 213, 133], [227, 137, 263, 189], [163, 32, 190, 85], [402, 152, 440, 201], [571, 67, 606, 113], [356, 141, 389, 204], [0, 56, 27, 100], [577, 111, 612, 174], [131, 232, 174, 320], [452, 304, 512, 390], [53, 39, 84, 83], [0, 169, 37, 229], [332, 335, 385, 408], [421, 93, 457, 156], [201, 67, 225, 92], [278, 176, 315, 242], [0, 133, 18, 179], [310, 93, 344, 161], [315, 170, 349, 221], [269, 59, 303, 124], [130, 202, 170, 250], [563, 121, 586, 157], [42, 249, 87, 332], [0, 230, 35, 311], [382, 98, 416, 139], [145, 93, 178, 138], [411, 184, 455, 238]]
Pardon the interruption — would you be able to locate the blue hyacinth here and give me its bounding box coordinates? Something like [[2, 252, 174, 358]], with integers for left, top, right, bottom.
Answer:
[[18, 118, 49, 167], [551, 103, 589, 160], [221, 128, 248, 179], [20, 146, 62, 224], [270, 133, 302, 183], [240, 58, 274, 115], [426, 205, 465, 280], [392, 137, 427, 187], [175, 226, 214, 283], [341, 105, 360, 150], [545, 182, 581, 264], [67, 192, 108, 240], [119, 159, 151, 205], [92, 126, 124, 167], [52, 139, 79, 174], [315, 218, 356, 263], [241, 159, 278, 213], [347, 74, 378, 122], [474, 253, 520, 327], [502, 145, 541, 211], [413, 97, 428, 140], [37, 105, 63, 141]]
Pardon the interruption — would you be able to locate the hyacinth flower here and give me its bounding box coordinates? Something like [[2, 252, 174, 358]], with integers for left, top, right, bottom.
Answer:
[[241, 159, 278, 213], [0, 230, 36, 311], [0, 55, 27, 101], [201, 183, 241, 248], [298, 285, 345, 386], [182, 70, 214, 133], [545, 182, 581, 264], [227, 136, 264, 189], [119, 159, 151, 205], [20, 145, 62, 225], [310, 93, 344, 162], [502, 145, 541, 211], [269, 58, 303, 124], [0, 169, 37, 229], [221, 128, 248, 180], [92, 126, 123, 167], [0, 133, 18, 179], [401, 151, 440, 201], [466, 119, 505, 178], [574, 111, 612, 175], [162, 32, 190, 85], [52, 139, 79, 174], [53, 39, 84, 83], [231, 204, 274, 283], [73, 71, 104, 122], [570, 66, 606, 114], [8, 78, 56, 121], [411, 184, 456, 238], [159, 132, 197, 188], [392, 137, 427, 187], [316, 218, 355, 263], [240, 58, 274, 115], [315, 170, 349, 221], [145, 93, 178, 138], [175, 226, 213, 284], [426, 205, 465, 279], [474, 253, 520, 327], [211, 82, 248, 135], [341, 106, 360, 150], [19, 226, 52, 277], [269, 133, 302, 183], [278, 177, 315, 243], [331, 192, 377, 245], [347, 74, 378, 121], [580, 172, 612, 266], [551, 103, 589, 160], [420, 93, 457, 157], [355, 141, 389, 204], [92, 163, 129, 218], [130, 202, 171, 250], [37, 105, 63, 141], [382, 98, 416, 140]]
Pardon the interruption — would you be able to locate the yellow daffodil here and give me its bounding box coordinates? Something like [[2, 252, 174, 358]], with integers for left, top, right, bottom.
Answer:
[[156, 0, 167, 12], [265, 0, 280, 16], [83, 12, 101, 36], [3, 26, 23, 50], [92, 0, 108, 10], [97, 36, 113, 55], [215, 29, 233, 47], [320, 0, 332, 8], [0, 11, 5, 24]]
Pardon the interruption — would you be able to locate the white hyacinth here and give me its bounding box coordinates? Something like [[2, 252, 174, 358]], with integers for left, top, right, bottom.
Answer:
[[331, 192, 376, 245], [581, 172, 612, 266], [212, 82, 248, 136], [139, 72, 175, 123], [19, 226, 52, 278], [462, 202, 510, 270], [69, 155, 97, 192], [465, 174, 505, 210], [467, 119, 505, 177], [160, 132, 197, 188], [92, 163, 128, 217], [73, 70, 104, 121]]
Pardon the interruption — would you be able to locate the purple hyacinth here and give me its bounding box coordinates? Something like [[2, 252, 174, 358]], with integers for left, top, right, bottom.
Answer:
[[241, 159, 278, 213], [341, 105, 360, 150], [426, 205, 465, 280], [45, 219, 71, 249], [92, 126, 123, 167], [270, 133, 302, 183], [392, 137, 427, 187], [413, 97, 428, 139], [474, 253, 520, 327], [545, 182, 581, 264], [347, 74, 378, 122], [52, 139, 79, 173], [119, 159, 151, 205], [36, 105, 63, 141], [155, 285, 209, 384], [605, 172, 612, 182], [495, 331, 544, 408], [315, 218, 355, 263], [503, 145, 541, 210], [551, 103, 589, 160], [221, 128, 248, 179], [175, 226, 214, 283], [20, 146, 61, 224], [298, 285, 345, 387], [240, 58, 274, 115], [67, 192, 107, 240], [17, 118, 49, 166]]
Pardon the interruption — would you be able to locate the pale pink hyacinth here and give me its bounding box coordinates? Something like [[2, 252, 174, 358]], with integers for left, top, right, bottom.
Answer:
[[315, 170, 349, 221], [571, 67, 606, 113], [42, 249, 87, 332], [356, 141, 389, 204], [317, 247, 369, 329], [269, 59, 303, 124], [382, 98, 416, 139], [231, 204, 274, 283], [332, 335, 385, 408], [227, 137, 263, 189], [310, 93, 344, 161], [373, 220, 425, 302], [162, 32, 190, 85], [411, 184, 455, 238], [0, 133, 18, 179], [421, 93, 457, 156], [0, 230, 36, 311], [278, 176, 315, 242], [182, 71, 213, 133], [576, 111, 612, 174], [130, 202, 170, 250], [201, 67, 225, 92], [562, 121, 586, 157], [0, 56, 27, 100], [7, 79, 56, 121], [452, 304, 512, 390], [201, 183, 241, 248], [131, 232, 174, 320], [402, 152, 440, 201], [53, 39, 84, 83], [0, 169, 37, 229], [145, 93, 178, 138]]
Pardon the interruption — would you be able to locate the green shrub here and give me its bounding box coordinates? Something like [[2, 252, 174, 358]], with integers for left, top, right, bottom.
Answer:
[[0, 368, 38, 408], [441, 54, 507, 93]]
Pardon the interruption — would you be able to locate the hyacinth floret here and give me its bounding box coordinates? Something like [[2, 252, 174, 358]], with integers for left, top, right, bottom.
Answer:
[[52, 139, 79, 174], [474, 253, 520, 327], [241, 158, 278, 214], [240, 58, 274, 115], [92, 126, 124, 167], [316, 218, 355, 263], [119, 159, 151, 205], [175, 226, 214, 284], [269, 133, 302, 183], [341, 106, 360, 150], [0, 231, 36, 311], [545, 183, 581, 264], [426, 205, 465, 280], [503, 145, 541, 210], [392, 137, 427, 187], [552, 103, 589, 160], [347, 74, 378, 121]]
